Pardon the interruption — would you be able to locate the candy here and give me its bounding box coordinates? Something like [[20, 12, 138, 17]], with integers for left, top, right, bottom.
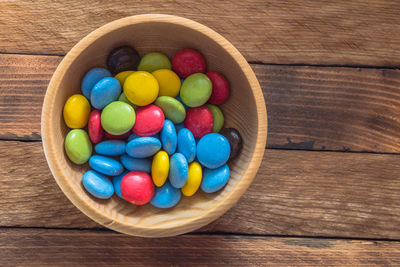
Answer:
[[169, 153, 189, 188], [88, 110, 104, 143], [120, 154, 152, 173], [160, 120, 177, 155], [118, 92, 137, 109], [107, 46, 140, 75], [151, 151, 169, 187], [121, 171, 154, 205], [126, 137, 161, 158], [82, 170, 114, 199], [184, 106, 213, 138], [138, 52, 172, 73], [101, 101, 135, 135], [95, 140, 126, 156], [180, 73, 212, 107], [201, 164, 230, 193], [152, 69, 181, 97], [206, 72, 230, 104], [89, 155, 124, 176], [177, 128, 196, 162], [123, 71, 159, 106], [90, 77, 121, 110], [181, 161, 202, 197], [132, 105, 164, 136], [197, 133, 230, 169], [154, 96, 186, 124], [105, 131, 132, 140], [219, 128, 243, 160], [115, 71, 135, 87], [206, 104, 224, 133], [172, 48, 206, 78], [65, 129, 92, 164], [81, 67, 111, 99], [150, 181, 181, 208], [112, 170, 129, 199], [63, 94, 90, 129]]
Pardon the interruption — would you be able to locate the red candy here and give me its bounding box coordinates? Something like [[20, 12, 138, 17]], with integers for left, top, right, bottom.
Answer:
[[88, 110, 104, 143], [121, 171, 155, 205], [206, 72, 230, 105], [105, 131, 131, 140], [132, 105, 165, 137], [184, 106, 213, 138], [172, 48, 206, 78]]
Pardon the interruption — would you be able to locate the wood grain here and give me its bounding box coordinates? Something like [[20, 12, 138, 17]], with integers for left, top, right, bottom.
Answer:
[[1, 228, 399, 266], [2, 141, 400, 239], [2, 1, 400, 66], [3, 54, 400, 153]]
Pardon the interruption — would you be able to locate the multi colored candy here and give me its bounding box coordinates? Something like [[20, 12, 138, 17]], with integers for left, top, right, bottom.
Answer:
[[63, 45, 245, 209]]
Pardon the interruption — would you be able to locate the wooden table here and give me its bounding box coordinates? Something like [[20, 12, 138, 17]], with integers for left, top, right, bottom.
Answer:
[[1, 1, 400, 265]]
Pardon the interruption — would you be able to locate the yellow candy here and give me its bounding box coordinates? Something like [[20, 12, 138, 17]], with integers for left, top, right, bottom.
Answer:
[[115, 71, 135, 87], [152, 151, 169, 187], [181, 162, 202, 197], [123, 71, 159, 106], [63, 94, 90, 129], [152, 69, 181, 98]]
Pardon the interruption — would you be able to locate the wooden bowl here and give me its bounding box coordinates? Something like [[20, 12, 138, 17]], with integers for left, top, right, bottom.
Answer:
[[41, 14, 267, 237]]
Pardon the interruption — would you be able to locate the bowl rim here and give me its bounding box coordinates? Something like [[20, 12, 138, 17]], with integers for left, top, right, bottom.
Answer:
[[41, 14, 267, 237]]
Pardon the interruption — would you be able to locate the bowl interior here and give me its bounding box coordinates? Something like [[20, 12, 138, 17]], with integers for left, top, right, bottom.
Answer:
[[43, 15, 266, 237]]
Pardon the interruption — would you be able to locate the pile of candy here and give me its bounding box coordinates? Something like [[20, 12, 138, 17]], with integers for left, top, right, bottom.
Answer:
[[63, 46, 243, 208]]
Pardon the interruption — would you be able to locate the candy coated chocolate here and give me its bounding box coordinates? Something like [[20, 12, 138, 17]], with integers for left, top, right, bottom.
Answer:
[[82, 170, 114, 199], [172, 48, 206, 78], [184, 106, 213, 138], [150, 181, 181, 208], [107, 46, 140, 75], [88, 110, 104, 143], [132, 105, 165, 136], [219, 128, 243, 160], [197, 133, 230, 169], [206, 72, 230, 105], [121, 171, 154, 205]]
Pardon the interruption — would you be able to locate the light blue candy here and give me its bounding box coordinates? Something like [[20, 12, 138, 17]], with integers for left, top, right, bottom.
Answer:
[[177, 128, 196, 162], [120, 154, 152, 173], [81, 68, 111, 99], [125, 137, 161, 158], [161, 120, 177, 155], [89, 155, 124, 176], [112, 170, 129, 199], [95, 140, 126, 156], [197, 133, 230, 169], [201, 164, 230, 193], [90, 77, 121, 109], [150, 181, 181, 208], [169, 153, 188, 188], [82, 170, 114, 199]]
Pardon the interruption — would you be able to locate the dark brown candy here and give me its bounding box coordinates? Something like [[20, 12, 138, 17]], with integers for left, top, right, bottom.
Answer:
[[107, 46, 140, 75], [219, 128, 243, 160]]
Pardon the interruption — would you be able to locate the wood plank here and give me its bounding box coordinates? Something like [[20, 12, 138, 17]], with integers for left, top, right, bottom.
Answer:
[[3, 54, 400, 152], [1, 228, 399, 266], [2, 1, 400, 66], [2, 141, 400, 239]]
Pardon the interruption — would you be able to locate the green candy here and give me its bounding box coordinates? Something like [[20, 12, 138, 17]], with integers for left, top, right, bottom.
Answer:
[[206, 104, 224, 133], [137, 52, 171, 73], [154, 96, 186, 124], [101, 101, 135, 135], [65, 129, 92, 164], [118, 92, 137, 109], [180, 73, 212, 107]]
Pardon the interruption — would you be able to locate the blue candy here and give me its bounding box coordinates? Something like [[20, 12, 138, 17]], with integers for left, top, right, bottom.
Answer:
[[128, 133, 159, 142], [161, 120, 177, 155], [125, 137, 161, 158], [89, 155, 124, 176], [95, 140, 126, 156], [201, 164, 230, 193], [82, 170, 114, 199], [81, 68, 111, 99], [177, 128, 196, 162], [120, 154, 152, 173], [90, 77, 121, 109], [169, 153, 189, 188], [150, 181, 181, 208], [197, 133, 230, 169], [112, 170, 129, 199]]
